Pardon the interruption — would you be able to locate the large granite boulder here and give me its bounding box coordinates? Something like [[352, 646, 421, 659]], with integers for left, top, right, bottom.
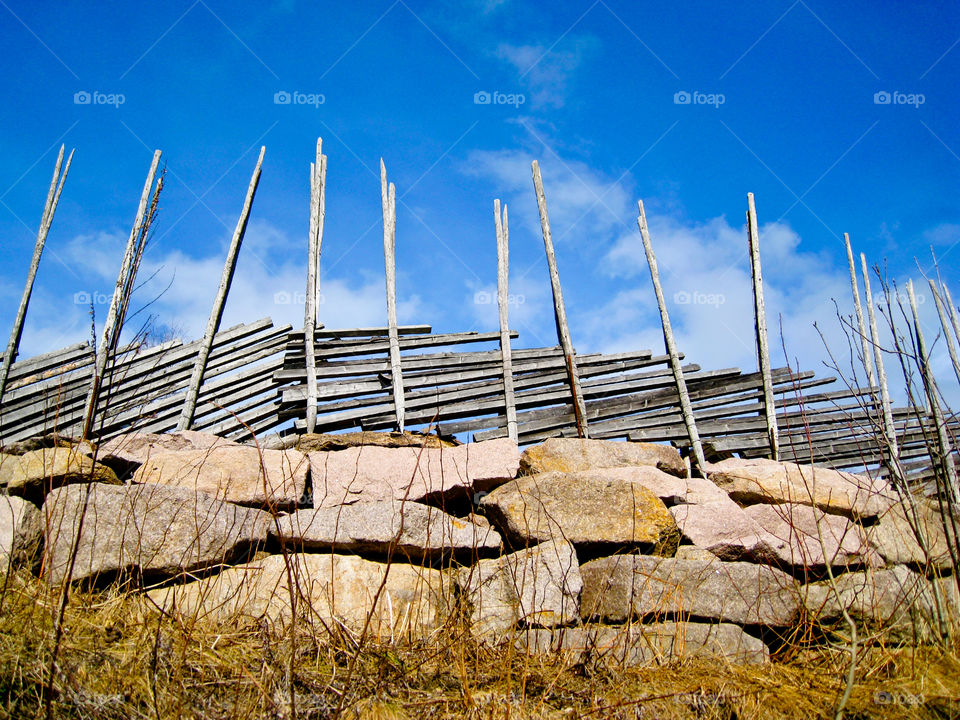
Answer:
[[455, 539, 581, 638], [803, 565, 956, 643], [0, 495, 42, 567], [95, 430, 241, 478], [520, 439, 685, 478], [148, 553, 449, 639], [707, 458, 895, 520], [272, 500, 501, 560], [42, 483, 270, 585], [308, 438, 518, 508], [863, 498, 957, 571], [580, 555, 801, 627], [1, 446, 119, 500], [132, 446, 308, 511], [519, 622, 769, 665], [479, 470, 680, 553]]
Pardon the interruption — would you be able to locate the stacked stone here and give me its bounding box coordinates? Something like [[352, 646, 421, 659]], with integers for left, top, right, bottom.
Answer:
[[1, 432, 956, 666]]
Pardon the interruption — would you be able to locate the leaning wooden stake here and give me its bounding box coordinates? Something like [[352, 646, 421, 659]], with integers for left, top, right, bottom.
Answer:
[[941, 284, 960, 352], [845, 233, 876, 389], [381, 159, 405, 431], [177, 146, 265, 430], [304, 139, 325, 434], [83, 150, 162, 439], [908, 279, 959, 504], [531, 160, 588, 438], [0, 145, 74, 401], [746, 193, 779, 460], [637, 199, 705, 471], [494, 199, 518, 442], [931, 279, 960, 387], [862, 254, 898, 459]]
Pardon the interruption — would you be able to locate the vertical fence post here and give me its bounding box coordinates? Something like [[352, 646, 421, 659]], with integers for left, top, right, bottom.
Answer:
[[746, 193, 779, 460], [177, 147, 265, 431], [494, 199, 518, 442], [304, 140, 324, 434], [381, 160, 405, 431], [637, 199, 706, 472], [531, 160, 588, 438], [861, 254, 898, 459]]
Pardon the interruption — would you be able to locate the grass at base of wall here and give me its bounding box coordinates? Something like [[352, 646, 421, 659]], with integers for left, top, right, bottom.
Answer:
[[1, 569, 958, 720]]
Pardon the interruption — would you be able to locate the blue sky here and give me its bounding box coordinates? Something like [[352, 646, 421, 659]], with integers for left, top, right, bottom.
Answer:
[[1, 1, 958, 400]]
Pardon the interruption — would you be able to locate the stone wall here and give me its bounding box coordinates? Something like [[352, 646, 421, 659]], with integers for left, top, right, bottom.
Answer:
[[1, 432, 957, 667]]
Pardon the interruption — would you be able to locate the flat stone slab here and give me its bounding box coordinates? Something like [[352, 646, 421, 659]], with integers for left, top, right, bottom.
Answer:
[[308, 438, 518, 508], [296, 431, 457, 452], [519, 622, 769, 665], [148, 553, 449, 639], [272, 500, 501, 560], [95, 431, 241, 477], [479, 470, 679, 552], [520, 439, 685, 478], [43, 483, 270, 585], [455, 539, 582, 638], [803, 565, 954, 643], [1, 446, 119, 500], [743, 503, 881, 569], [707, 458, 895, 520], [0, 495, 41, 566], [132, 446, 308, 510], [580, 555, 801, 627], [863, 499, 957, 570]]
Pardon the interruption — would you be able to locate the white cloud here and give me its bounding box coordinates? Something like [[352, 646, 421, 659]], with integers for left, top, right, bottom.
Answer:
[[923, 222, 960, 247], [496, 36, 597, 108]]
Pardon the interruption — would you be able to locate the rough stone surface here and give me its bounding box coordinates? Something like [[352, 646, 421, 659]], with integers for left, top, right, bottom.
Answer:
[[0, 495, 42, 565], [479, 470, 680, 552], [580, 555, 801, 626], [148, 553, 449, 638], [132, 446, 308, 510], [42, 483, 270, 585], [455, 539, 582, 638], [309, 438, 518, 508], [1, 436, 95, 456], [272, 500, 501, 560], [743, 503, 881, 569], [863, 499, 957, 570], [297, 431, 458, 452], [1, 446, 119, 499], [97, 431, 242, 478], [707, 458, 895, 520], [803, 565, 956, 642], [669, 484, 780, 562], [520, 622, 769, 665], [520, 438, 685, 478]]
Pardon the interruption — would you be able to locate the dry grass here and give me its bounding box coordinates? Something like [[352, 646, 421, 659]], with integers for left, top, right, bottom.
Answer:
[[1, 568, 958, 720]]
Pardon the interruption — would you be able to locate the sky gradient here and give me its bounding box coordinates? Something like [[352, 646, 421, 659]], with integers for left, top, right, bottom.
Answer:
[[1, 1, 958, 402]]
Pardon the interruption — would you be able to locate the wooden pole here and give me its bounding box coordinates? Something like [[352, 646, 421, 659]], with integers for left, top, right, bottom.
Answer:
[[862, 254, 898, 458], [494, 199, 518, 442], [940, 284, 960, 351], [929, 278, 960, 387], [908, 279, 959, 503], [746, 193, 779, 460], [637, 199, 706, 471], [0, 145, 74, 401], [177, 146, 265, 430], [844, 233, 876, 388], [531, 160, 588, 438], [381, 159, 405, 431], [304, 140, 323, 434], [83, 150, 162, 439]]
